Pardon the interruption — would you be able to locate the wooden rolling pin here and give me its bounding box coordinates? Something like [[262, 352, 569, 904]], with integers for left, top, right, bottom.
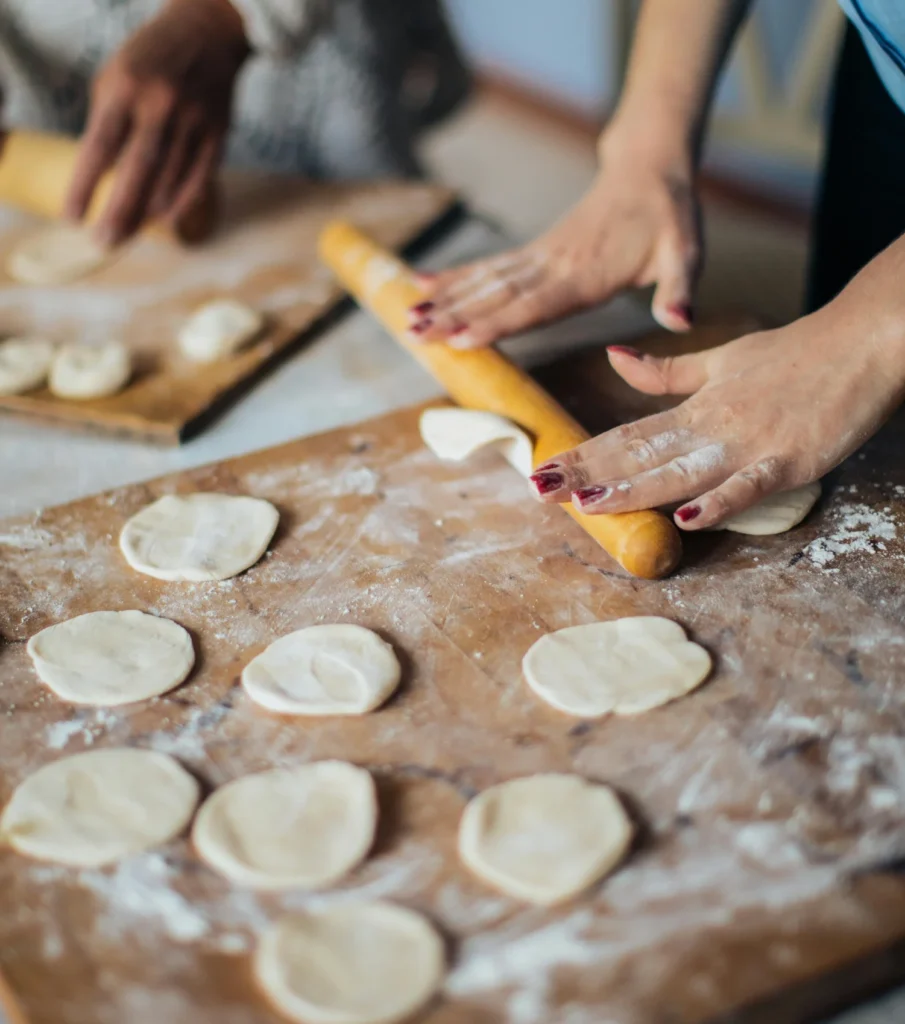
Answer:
[[318, 221, 682, 579]]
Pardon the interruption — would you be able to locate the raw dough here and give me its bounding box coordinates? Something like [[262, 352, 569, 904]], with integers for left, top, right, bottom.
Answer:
[[254, 902, 445, 1024], [242, 625, 401, 715], [178, 299, 264, 361], [523, 617, 711, 718], [719, 482, 822, 536], [27, 610, 194, 706], [7, 223, 112, 285], [120, 492, 279, 582], [458, 773, 633, 904], [49, 341, 131, 400], [193, 761, 377, 890], [0, 748, 199, 867], [0, 337, 54, 395], [419, 407, 534, 477]]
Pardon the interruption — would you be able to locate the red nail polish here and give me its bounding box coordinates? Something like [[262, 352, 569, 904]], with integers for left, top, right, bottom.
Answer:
[[575, 485, 610, 504], [535, 462, 559, 473], [410, 319, 433, 334], [411, 302, 435, 316], [530, 471, 565, 495], [451, 323, 468, 335], [606, 345, 644, 359], [668, 304, 693, 326], [677, 505, 701, 523]]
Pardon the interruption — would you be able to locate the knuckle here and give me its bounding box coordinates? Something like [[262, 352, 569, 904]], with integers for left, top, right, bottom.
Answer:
[[740, 457, 786, 496], [625, 437, 659, 467], [706, 488, 734, 520]]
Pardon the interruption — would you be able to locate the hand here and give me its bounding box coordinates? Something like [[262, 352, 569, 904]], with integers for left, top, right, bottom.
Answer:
[[407, 129, 702, 348], [528, 307, 905, 529], [66, 0, 248, 246]]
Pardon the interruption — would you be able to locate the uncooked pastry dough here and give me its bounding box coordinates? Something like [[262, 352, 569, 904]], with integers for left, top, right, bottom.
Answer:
[[0, 748, 199, 867], [49, 341, 131, 400], [7, 223, 112, 285], [718, 481, 822, 536], [419, 407, 534, 477], [120, 492, 279, 582], [523, 617, 711, 718], [242, 625, 401, 715], [0, 337, 54, 395], [458, 773, 633, 904], [193, 761, 377, 890], [178, 299, 264, 361], [27, 610, 194, 706], [254, 902, 445, 1024]]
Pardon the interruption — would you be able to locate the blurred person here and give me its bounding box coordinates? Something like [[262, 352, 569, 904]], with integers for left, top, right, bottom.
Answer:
[[408, 0, 905, 532]]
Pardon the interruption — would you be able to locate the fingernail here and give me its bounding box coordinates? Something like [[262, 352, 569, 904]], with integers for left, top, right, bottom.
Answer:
[[535, 462, 559, 473], [410, 319, 432, 334], [668, 304, 694, 327], [676, 505, 701, 523], [606, 345, 644, 359], [530, 471, 565, 495], [574, 485, 611, 505], [409, 301, 434, 318]]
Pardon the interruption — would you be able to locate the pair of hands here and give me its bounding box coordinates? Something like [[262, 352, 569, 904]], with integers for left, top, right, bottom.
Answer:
[[66, 0, 247, 246]]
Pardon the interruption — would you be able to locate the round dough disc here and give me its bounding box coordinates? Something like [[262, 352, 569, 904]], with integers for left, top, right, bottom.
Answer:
[[0, 748, 199, 867], [419, 407, 535, 478], [193, 761, 377, 890], [458, 773, 633, 904], [719, 482, 822, 536], [27, 610, 194, 706], [0, 337, 54, 395], [178, 299, 264, 362], [120, 493, 280, 582], [254, 903, 445, 1024], [49, 341, 131, 400], [523, 616, 711, 718], [7, 223, 113, 285]]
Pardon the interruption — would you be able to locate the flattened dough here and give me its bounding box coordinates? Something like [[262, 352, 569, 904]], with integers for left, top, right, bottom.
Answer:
[[254, 902, 445, 1024], [0, 748, 199, 867], [27, 610, 194, 706], [719, 482, 822, 536], [459, 774, 633, 904], [0, 337, 54, 395], [7, 223, 112, 285], [419, 407, 534, 477], [523, 617, 711, 718], [178, 299, 264, 361], [120, 493, 279, 582], [193, 761, 377, 890], [242, 625, 401, 715], [50, 341, 131, 400]]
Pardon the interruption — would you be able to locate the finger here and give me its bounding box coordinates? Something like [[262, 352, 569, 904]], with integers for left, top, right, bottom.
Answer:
[[164, 132, 222, 227], [605, 345, 710, 396], [412, 250, 528, 305], [66, 99, 131, 221], [147, 113, 202, 219], [651, 232, 700, 332], [673, 459, 787, 530]]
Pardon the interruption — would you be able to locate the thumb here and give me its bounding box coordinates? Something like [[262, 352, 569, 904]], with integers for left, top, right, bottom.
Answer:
[[606, 345, 709, 396], [650, 232, 699, 333]]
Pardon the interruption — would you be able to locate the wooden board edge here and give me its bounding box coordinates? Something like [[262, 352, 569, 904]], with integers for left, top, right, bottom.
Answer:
[[0, 968, 29, 1024]]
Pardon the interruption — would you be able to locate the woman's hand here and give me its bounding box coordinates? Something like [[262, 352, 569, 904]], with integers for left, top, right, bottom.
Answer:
[[407, 129, 702, 348], [528, 303, 905, 529], [66, 0, 249, 246]]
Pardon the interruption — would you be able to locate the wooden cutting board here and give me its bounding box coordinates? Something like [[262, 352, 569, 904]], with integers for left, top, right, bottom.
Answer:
[[3, 400, 905, 1024], [0, 176, 457, 444]]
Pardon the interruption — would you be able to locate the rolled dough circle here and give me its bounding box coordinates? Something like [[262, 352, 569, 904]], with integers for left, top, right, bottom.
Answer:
[[120, 493, 280, 582], [49, 341, 131, 400], [7, 223, 112, 285], [242, 625, 401, 715], [0, 337, 55, 395], [178, 299, 264, 362], [523, 617, 711, 718], [458, 773, 633, 904], [719, 482, 822, 536], [254, 902, 445, 1024], [27, 610, 194, 706], [419, 407, 535, 478], [0, 748, 199, 867], [193, 761, 377, 890]]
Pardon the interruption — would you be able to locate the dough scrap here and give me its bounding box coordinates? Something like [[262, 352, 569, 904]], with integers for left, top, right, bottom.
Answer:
[[0, 748, 199, 867], [458, 774, 633, 904], [419, 407, 534, 477], [523, 617, 711, 718], [719, 482, 822, 536], [49, 341, 131, 400], [27, 610, 194, 706], [178, 299, 264, 362], [0, 337, 54, 395], [120, 492, 279, 582], [254, 902, 445, 1024], [242, 625, 401, 716], [193, 761, 377, 890], [7, 223, 113, 285]]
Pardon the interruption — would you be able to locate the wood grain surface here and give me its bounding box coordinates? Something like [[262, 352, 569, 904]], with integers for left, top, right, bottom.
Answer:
[[3, 398, 905, 1024], [0, 176, 457, 444]]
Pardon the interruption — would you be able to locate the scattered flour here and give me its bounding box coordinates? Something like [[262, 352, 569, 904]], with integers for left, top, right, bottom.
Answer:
[[805, 502, 896, 567]]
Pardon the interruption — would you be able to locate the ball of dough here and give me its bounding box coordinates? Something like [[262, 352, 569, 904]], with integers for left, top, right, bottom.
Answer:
[[27, 609, 194, 706], [0, 748, 199, 867], [7, 223, 112, 285], [254, 903, 445, 1024], [719, 482, 822, 536], [193, 761, 377, 890], [242, 625, 401, 716], [178, 299, 264, 362], [49, 341, 131, 400], [120, 492, 279, 582], [458, 774, 633, 904], [419, 407, 535, 478], [0, 337, 55, 395], [523, 617, 711, 718]]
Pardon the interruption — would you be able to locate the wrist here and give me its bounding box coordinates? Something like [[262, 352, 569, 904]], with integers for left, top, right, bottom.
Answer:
[[598, 111, 695, 182]]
